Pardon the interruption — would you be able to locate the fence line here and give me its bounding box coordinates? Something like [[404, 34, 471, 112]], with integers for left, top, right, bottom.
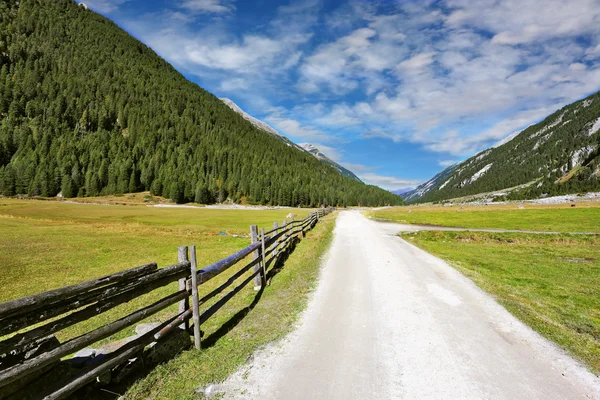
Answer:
[[0, 207, 334, 399]]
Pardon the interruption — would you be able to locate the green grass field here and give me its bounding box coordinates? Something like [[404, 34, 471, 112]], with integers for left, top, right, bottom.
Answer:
[[0, 198, 334, 399], [0, 198, 311, 300], [369, 203, 600, 232], [402, 230, 600, 374]]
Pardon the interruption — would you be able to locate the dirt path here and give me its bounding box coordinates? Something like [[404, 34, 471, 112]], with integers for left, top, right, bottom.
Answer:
[[375, 220, 600, 235], [219, 211, 600, 399]]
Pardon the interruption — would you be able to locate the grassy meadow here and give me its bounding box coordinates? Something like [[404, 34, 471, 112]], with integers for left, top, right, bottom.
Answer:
[[0, 196, 311, 300], [368, 202, 600, 232], [0, 196, 335, 399]]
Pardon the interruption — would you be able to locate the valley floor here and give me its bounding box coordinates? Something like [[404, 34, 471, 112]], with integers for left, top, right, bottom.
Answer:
[[220, 211, 600, 399]]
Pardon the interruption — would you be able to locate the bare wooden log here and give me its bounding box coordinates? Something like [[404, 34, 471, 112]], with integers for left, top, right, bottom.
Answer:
[[0, 263, 158, 321], [0, 263, 189, 355], [0, 290, 187, 389], [189, 245, 201, 350], [198, 257, 261, 306], [199, 269, 261, 326], [0, 262, 189, 338], [178, 247, 190, 331], [250, 225, 261, 290], [39, 313, 181, 400], [196, 241, 262, 285]]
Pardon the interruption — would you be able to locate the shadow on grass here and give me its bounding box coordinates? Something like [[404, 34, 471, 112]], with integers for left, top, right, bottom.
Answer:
[[79, 223, 316, 399], [202, 233, 304, 349]]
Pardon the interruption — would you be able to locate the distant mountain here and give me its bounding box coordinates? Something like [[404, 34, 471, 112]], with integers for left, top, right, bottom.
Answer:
[[299, 143, 362, 182], [404, 90, 600, 203], [220, 99, 362, 182], [0, 0, 402, 207], [390, 187, 414, 197]]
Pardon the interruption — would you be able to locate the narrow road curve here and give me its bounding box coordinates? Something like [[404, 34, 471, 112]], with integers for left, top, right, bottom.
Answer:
[[375, 221, 600, 235], [222, 211, 600, 399]]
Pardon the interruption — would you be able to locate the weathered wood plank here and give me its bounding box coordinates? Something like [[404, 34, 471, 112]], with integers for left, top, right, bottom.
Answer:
[[40, 313, 181, 400], [178, 246, 190, 331], [260, 228, 267, 286], [0, 265, 189, 355], [190, 245, 201, 350], [250, 225, 261, 290], [0, 262, 189, 338], [0, 290, 187, 389], [0, 263, 158, 320], [196, 241, 262, 285], [198, 257, 261, 306], [199, 268, 261, 326]]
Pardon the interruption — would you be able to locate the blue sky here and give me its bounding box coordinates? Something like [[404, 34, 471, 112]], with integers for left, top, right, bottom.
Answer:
[[81, 0, 600, 189]]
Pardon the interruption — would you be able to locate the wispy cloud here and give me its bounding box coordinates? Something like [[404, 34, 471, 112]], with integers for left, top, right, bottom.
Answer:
[[78, 0, 127, 13], [179, 0, 235, 14]]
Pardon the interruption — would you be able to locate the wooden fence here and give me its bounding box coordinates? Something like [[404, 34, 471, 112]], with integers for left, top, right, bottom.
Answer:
[[0, 208, 335, 399]]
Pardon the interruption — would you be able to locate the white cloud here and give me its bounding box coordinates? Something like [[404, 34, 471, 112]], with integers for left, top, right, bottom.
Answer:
[[265, 111, 332, 143], [358, 172, 423, 190], [397, 52, 436, 73], [179, 0, 235, 14], [78, 0, 127, 13], [446, 0, 600, 45], [585, 44, 600, 59], [438, 160, 458, 167]]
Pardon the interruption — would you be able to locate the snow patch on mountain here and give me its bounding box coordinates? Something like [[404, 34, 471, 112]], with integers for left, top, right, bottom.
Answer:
[[589, 117, 600, 136], [533, 132, 553, 150], [462, 163, 493, 186], [475, 149, 491, 161], [439, 179, 451, 190], [530, 112, 565, 139], [572, 145, 596, 166], [220, 98, 280, 137]]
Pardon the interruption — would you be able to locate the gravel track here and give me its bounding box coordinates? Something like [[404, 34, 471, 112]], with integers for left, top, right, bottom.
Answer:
[[219, 210, 600, 400]]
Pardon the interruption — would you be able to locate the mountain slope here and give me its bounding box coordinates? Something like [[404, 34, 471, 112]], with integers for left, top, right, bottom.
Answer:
[[405, 90, 600, 203], [220, 98, 281, 137], [391, 188, 414, 196], [0, 0, 401, 207], [299, 143, 362, 182], [220, 98, 362, 182]]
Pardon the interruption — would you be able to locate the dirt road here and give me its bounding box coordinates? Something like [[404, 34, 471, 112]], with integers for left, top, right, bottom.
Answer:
[[221, 211, 600, 399]]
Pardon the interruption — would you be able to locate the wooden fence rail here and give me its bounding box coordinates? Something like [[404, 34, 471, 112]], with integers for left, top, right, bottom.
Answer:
[[0, 207, 334, 399]]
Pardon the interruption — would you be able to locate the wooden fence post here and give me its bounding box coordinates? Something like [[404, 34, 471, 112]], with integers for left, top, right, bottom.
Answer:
[[250, 225, 261, 290], [272, 222, 279, 259], [282, 220, 287, 249], [177, 246, 189, 331], [260, 228, 267, 286], [189, 245, 201, 350]]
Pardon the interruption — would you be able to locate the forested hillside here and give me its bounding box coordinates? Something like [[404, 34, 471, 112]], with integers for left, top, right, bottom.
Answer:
[[0, 0, 401, 207], [404, 90, 600, 203]]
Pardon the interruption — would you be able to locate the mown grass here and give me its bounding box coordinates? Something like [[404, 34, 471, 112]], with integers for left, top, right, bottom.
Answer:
[[0, 198, 313, 356], [402, 230, 600, 374], [368, 202, 600, 232]]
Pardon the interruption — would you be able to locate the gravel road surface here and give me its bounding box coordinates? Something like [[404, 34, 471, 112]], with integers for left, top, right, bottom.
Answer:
[[219, 211, 600, 400]]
